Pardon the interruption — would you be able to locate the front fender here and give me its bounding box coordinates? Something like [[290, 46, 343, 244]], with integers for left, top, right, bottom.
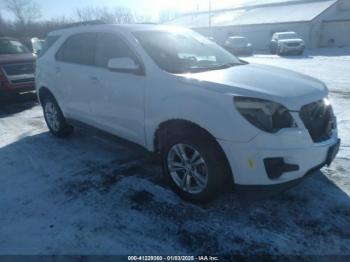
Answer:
[[144, 79, 259, 151]]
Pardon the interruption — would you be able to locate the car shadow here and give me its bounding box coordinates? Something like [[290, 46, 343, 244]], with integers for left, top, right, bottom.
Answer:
[[0, 92, 38, 118], [0, 129, 349, 255]]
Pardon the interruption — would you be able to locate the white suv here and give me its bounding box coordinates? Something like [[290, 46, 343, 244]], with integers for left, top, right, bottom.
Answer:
[[270, 32, 305, 55], [36, 24, 340, 203]]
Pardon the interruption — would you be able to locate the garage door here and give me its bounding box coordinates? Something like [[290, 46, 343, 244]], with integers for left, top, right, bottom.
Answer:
[[320, 20, 350, 47]]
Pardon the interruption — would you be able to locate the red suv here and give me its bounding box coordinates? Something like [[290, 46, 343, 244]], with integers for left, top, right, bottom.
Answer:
[[0, 37, 36, 99]]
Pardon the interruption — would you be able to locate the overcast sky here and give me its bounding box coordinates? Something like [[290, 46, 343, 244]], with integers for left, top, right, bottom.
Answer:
[[0, 0, 306, 21]]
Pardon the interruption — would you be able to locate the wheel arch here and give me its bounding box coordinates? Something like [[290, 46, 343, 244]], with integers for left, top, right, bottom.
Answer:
[[38, 86, 55, 105], [153, 119, 234, 184]]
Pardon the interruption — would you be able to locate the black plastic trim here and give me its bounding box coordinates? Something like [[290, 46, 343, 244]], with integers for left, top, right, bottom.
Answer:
[[264, 158, 300, 179], [236, 161, 328, 198]]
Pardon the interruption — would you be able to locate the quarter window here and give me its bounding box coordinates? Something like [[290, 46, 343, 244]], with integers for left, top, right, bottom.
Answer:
[[39, 35, 60, 57]]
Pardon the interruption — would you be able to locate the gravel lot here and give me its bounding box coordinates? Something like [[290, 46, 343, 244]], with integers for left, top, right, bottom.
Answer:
[[0, 49, 349, 257]]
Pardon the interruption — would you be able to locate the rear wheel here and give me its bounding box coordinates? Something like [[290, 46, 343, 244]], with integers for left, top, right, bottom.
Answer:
[[43, 95, 74, 137], [160, 130, 230, 203]]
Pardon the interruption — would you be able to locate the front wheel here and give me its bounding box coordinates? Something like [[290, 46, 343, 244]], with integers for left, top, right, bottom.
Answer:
[[161, 132, 230, 203], [43, 95, 74, 137]]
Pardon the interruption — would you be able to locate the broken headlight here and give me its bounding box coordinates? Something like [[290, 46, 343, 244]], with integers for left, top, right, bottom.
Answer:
[[234, 97, 297, 133]]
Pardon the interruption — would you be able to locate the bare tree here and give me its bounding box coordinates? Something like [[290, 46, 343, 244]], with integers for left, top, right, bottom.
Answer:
[[74, 6, 134, 24], [159, 9, 180, 23], [0, 14, 6, 36], [5, 0, 41, 25], [134, 13, 152, 23], [75, 6, 100, 22], [113, 6, 134, 24]]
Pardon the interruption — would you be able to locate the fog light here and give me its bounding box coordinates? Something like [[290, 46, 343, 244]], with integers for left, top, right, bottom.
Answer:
[[264, 158, 299, 179]]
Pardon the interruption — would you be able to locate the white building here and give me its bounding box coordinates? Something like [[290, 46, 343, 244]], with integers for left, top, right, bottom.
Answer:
[[166, 0, 350, 50]]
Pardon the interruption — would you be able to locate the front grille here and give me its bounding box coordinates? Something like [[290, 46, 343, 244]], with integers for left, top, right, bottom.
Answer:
[[11, 78, 35, 84], [287, 43, 300, 47], [300, 100, 335, 143], [3, 63, 34, 76]]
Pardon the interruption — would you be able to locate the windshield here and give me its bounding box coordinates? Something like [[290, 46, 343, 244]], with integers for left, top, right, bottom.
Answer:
[[134, 29, 243, 74], [278, 33, 299, 40], [0, 39, 30, 55]]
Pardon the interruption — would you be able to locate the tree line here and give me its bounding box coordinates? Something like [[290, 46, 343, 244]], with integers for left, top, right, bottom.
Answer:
[[0, 0, 180, 39]]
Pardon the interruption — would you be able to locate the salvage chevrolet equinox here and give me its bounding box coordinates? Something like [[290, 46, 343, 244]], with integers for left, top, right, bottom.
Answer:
[[36, 24, 340, 203]]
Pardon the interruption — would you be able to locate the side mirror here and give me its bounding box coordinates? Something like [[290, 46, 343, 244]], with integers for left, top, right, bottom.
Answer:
[[107, 57, 142, 74]]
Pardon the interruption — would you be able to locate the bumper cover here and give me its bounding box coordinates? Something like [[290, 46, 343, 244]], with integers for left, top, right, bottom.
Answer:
[[218, 128, 340, 187], [0, 82, 35, 95]]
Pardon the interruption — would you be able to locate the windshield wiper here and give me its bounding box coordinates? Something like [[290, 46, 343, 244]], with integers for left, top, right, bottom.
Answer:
[[187, 62, 244, 73]]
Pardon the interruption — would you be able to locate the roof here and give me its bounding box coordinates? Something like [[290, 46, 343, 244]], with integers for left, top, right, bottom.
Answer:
[[48, 24, 182, 36], [274, 31, 299, 35], [166, 0, 337, 28]]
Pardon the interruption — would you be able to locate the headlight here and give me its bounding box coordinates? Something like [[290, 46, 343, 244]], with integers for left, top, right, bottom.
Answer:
[[234, 97, 297, 133]]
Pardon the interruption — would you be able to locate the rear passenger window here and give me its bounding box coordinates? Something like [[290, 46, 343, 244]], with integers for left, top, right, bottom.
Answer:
[[95, 33, 138, 68], [56, 33, 97, 65]]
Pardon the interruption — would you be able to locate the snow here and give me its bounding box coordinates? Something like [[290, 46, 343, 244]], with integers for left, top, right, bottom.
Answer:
[[0, 48, 350, 256]]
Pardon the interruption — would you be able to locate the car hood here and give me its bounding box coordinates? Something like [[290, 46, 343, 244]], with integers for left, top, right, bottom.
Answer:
[[279, 39, 304, 44], [0, 53, 35, 65], [230, 43, 249, 48], [176, 63, 327, 111]]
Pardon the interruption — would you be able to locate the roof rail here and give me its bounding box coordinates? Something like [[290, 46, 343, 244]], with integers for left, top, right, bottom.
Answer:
[[134, 22, 159, 25], [60, 20, 107, 29]]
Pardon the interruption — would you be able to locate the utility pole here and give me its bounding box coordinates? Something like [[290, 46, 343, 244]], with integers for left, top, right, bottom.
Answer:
[[209, 0, 212, 29]]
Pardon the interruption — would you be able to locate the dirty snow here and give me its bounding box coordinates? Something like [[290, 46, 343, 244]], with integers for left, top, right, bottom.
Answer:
[[0, 48, 350, 257]]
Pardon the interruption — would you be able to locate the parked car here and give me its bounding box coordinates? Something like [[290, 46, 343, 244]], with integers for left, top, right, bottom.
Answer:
[[36, 25, 340, 203], [0, 37, 36, 99], [224, 36, 253, 56], [270, 32, 305, 55]]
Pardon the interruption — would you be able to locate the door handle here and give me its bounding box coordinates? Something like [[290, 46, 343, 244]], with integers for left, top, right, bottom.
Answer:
[[55, 66, 61, 74], [90, 76, 100, 84]]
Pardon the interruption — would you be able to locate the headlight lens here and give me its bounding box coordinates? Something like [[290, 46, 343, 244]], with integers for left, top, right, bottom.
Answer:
[[234, 97, 297, 133]]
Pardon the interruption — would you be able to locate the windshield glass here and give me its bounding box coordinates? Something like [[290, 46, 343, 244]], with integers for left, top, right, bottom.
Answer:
[[0, 39, 30, 55], [278, 33, 299, 40], [134, 29, 242, 74]]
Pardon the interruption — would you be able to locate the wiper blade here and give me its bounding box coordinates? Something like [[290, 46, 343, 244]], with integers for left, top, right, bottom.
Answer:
[[188, 62, 243, 73]]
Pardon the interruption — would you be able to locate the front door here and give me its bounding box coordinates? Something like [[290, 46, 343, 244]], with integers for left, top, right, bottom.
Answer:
[[90, 33, 146, 146]]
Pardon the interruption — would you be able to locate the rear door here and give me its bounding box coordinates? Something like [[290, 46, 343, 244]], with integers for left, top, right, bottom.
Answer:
[[55, 33, 98, 122]]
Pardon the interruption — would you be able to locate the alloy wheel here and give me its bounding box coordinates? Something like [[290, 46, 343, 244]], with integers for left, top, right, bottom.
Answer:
[[167, 143, 209, 194], [45, 101, 60, 132]]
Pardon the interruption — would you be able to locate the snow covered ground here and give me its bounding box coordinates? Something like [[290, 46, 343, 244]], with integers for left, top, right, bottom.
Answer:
[[0, 48, 349, 257]]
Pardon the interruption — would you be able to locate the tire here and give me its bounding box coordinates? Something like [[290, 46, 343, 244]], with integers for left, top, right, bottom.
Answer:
[[160, 129, 230, 203], [42, 95, 74, 137]]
